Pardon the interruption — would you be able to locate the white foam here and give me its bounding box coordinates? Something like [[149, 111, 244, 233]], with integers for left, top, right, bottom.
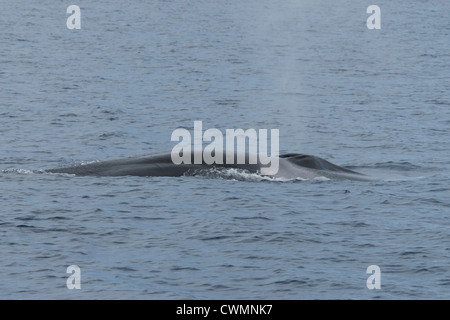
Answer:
[[1, 168, 34, 174], [188, 167, 309, 182]]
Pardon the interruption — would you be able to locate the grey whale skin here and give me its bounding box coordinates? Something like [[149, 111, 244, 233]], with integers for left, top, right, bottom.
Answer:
[[46, 152, 370, 181]]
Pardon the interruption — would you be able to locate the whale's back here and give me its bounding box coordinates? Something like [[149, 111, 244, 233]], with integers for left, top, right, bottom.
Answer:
[[46, 152, 369, 180]]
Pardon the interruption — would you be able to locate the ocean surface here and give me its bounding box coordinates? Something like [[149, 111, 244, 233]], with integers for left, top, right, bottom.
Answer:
[[1, 0, 449, 299]]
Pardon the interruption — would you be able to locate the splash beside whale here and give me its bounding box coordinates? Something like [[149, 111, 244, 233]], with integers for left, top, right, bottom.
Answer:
[[45, 152, 372, 181]]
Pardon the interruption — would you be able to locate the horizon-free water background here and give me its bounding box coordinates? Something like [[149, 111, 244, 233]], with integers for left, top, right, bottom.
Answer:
[[0, 0, 449, 299]]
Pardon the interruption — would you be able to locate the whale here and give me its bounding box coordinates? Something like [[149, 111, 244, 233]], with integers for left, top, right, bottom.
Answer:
[[45, 152, 372, 181]]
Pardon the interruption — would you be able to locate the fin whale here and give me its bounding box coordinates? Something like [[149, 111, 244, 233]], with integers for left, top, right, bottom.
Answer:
[[46, 152, 370, 181]]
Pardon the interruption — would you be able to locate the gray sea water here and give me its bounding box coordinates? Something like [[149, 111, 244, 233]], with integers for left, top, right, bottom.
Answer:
[[0, 0, 449, 299]]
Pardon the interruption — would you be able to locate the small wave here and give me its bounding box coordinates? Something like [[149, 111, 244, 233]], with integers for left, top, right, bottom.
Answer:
[[98, 132, 125, 139], [346, 161, 439, 182], [354, 166, 442, 181], [1, 168, 35, 174], [355, 161, 422, 171]]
